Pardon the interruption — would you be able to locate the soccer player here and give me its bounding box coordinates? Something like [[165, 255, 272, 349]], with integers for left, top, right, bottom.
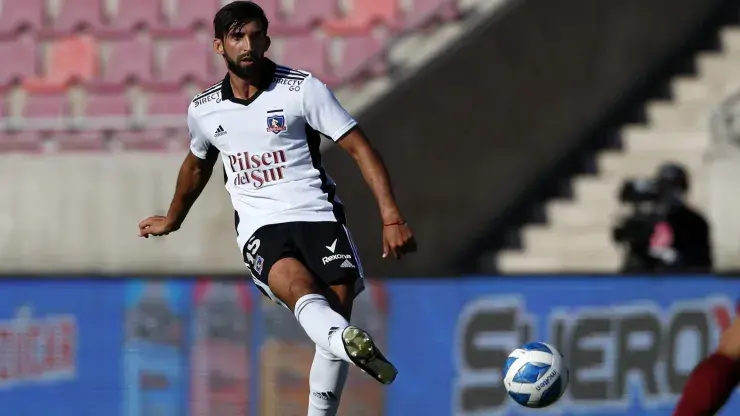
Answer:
[[137, 1, 416, 414], [673, 315, 740, 415]]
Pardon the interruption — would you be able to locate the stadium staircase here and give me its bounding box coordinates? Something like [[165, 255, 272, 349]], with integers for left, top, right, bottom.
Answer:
[[496, 25, 740, 273]]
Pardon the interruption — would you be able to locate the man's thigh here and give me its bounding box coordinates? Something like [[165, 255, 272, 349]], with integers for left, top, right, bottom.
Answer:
[[243, 223, 295, 307]]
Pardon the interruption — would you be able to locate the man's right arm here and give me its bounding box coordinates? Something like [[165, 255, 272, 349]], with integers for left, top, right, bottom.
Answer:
[[164, 148, 218, 232], [139, 105, 218, 238], [165, 104, 219, 231]]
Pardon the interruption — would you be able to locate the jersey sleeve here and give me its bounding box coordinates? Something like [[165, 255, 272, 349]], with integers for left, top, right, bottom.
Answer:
[[188, 103, 212, 159], [302, 75, 358, 142]]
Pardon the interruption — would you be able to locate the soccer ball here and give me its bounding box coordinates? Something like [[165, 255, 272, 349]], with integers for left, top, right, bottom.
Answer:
[[502, 342, 569, 408]]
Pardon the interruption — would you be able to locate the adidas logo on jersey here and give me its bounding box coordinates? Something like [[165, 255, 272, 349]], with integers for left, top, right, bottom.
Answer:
[[214, 125, 227, 137], [340, 259, 355, 269]]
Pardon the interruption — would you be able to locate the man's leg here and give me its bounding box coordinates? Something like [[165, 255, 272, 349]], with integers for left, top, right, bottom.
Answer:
[[267, 258, 395, 415], [308, 345, 350, 416], [305, 280, 354, 416], [306, 277, 394, 415], [267, 257, 354, 361]]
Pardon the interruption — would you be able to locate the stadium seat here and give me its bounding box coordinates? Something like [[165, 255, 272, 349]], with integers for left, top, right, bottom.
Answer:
[[99, 36, 154, 86], [0, 131, 44, 152], [50, 0, 105, 33], [0, 0, 44, 36], [23, 92, 71, 120], [83, 90, 131, 118], [55, 130, 107, 151], [0, 39, 38, 88], [254, 0, 301, 35], [155, 37, 212, 85], [282, 0, 338, 31], [168, 0, 220, 29], [106, 0, 166, 32], [146, 90, 192, 116], [330, 36, 385, 81], [405, 0, 460, 29], [278, 36, 331, 81], [322, 0, 402, 36], [24, 35, 98, 92], [113, 129, 170, 151]]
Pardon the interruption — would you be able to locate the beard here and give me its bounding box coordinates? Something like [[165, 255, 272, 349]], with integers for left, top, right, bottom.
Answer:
[[224, 51, 261, 79]]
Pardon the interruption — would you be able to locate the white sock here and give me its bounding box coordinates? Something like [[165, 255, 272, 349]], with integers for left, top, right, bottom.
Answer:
[[307, 346, 350, 416], [294, 294, 351, 362]]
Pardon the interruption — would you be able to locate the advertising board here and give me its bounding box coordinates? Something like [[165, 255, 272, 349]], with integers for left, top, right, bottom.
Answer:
[[0, 279, 125, 415], [384, 277, 740, 416]]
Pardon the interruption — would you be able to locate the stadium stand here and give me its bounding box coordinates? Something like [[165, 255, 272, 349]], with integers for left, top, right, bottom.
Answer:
[[0, 0, 505, 273], [322, 0, 734, 277], [0, 0, 487, 152], [497, 12, 740, 273]]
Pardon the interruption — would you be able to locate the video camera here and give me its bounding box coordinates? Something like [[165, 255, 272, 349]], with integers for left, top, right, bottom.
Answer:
[[611, 163, 689, 248], [618, 178, 661, 204]]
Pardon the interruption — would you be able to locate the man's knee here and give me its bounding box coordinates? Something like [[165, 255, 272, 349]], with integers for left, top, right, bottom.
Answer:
[[268, 257, 322, 310]]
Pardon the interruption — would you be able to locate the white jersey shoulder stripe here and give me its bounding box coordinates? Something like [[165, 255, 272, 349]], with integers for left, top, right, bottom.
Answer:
[[275, 65, 309, 78], [192, 81, 224, 102]]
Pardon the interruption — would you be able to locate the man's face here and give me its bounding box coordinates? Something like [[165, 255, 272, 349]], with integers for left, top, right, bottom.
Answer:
[[215, 20, 270, 78]]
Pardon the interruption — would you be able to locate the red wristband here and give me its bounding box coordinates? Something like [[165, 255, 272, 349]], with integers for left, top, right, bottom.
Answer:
[[384, 220, 406, 227]]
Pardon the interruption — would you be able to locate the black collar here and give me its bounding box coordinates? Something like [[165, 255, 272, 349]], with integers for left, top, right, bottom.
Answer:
[[220, 58, 276, 106]]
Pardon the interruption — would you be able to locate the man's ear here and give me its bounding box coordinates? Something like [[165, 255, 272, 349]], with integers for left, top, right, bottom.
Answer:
[[213, 38, 224, 56]]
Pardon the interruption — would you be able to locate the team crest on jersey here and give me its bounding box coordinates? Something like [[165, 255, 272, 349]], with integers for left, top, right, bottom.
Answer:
[[254, 255, 264, 275], [266, 115, 287, 134]]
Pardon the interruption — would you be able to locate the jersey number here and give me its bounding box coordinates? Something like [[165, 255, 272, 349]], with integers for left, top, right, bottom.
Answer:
[[245, 236, 261, 267]]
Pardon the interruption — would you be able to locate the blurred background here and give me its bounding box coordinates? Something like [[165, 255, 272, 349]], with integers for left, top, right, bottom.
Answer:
[[2, 0, 740, 414]]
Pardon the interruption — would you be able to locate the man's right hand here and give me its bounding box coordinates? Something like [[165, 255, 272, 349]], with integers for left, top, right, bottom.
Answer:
[[138, 216, 178, 238]]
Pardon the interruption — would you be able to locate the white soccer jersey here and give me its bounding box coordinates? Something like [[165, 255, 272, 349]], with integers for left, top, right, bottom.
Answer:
[[187, 60, 356, 251]]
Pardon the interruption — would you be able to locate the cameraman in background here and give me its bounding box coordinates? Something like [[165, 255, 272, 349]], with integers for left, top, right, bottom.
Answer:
[[612, 162, 712, 273]]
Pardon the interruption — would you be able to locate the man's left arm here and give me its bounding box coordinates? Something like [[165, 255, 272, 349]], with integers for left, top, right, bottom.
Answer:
[[302, 75, 416, 259], [336, 129, 416, 258]]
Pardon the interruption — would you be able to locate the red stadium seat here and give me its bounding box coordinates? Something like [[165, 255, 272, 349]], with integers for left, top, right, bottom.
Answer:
[[330, 36, 385, 81], [113, 129, 170, 151], [322, 0, 401, 36], [0, 131, 44, 153], [83, 90, 131, 118], [277, 36, 331, 81], [100, 36, 154, 86], [283, 0, 338, 31], [50, 0, 105, 33], [107, 0, 166, 32], [0, 39, 38, 88], [155, 36, 212, 85], [0, 0, 44, 36], [146, 90, 192, 116], [24, 35, 98, 91], [168, 0, 220, 29], [23, 92, 71, 119], [55, 130, 107, 151], [405, 0, 460, 29], [254, 0, 302, 35]]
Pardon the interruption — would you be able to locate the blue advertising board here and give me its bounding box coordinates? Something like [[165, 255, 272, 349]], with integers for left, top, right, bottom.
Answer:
[[384, 277, 740, 416], [0, 279, 125, 415], [122, 280, 190, 416], [4, 275, 740, 415]]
